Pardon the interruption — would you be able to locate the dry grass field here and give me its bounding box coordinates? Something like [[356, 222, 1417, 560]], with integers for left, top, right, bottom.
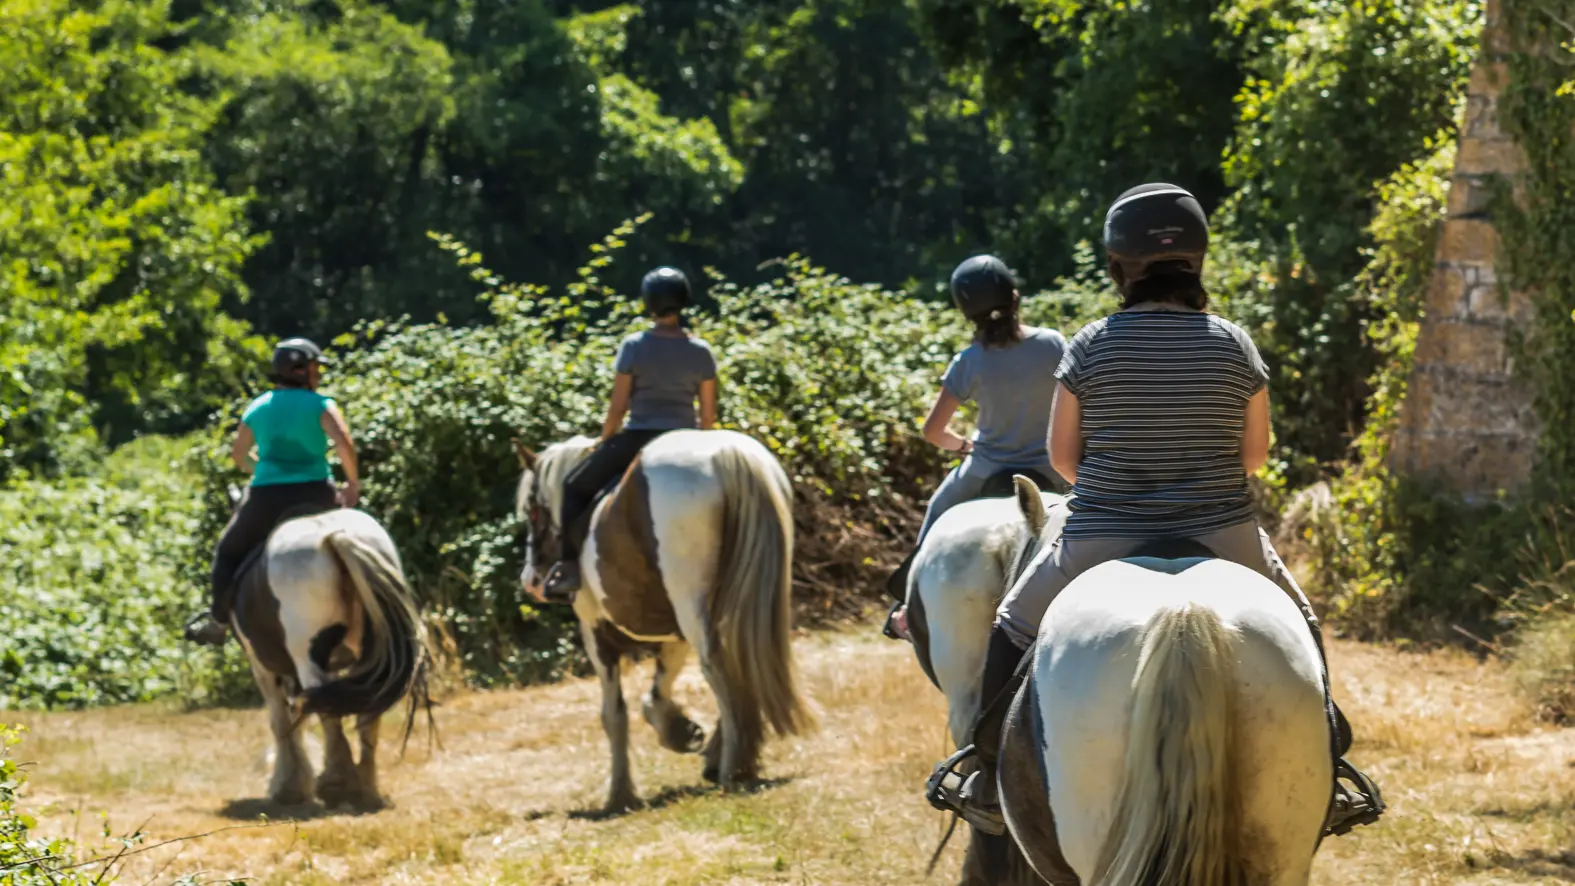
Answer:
[[10, 624, 1575, 885]]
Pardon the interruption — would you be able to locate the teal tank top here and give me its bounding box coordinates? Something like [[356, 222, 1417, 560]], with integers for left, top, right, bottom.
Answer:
[[242, 389, 334, 487]]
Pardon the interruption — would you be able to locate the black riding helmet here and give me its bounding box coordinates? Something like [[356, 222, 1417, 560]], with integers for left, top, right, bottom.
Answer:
[[271, 337, 327, 386], [640, 266, 691, 317], [949, 255, 1017, 321], [1103, 183, 1209, 285]]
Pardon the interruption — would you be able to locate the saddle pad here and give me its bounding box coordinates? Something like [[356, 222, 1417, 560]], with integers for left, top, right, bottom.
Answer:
[[592, 462, 681, 640]]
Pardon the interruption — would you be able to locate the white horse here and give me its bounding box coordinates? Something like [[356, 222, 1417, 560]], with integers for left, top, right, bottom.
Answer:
[[983, 479, 1331, 886], [516, 430, 815, 813], [903, 484, 1066, 750], [230, 507, 432, 810]]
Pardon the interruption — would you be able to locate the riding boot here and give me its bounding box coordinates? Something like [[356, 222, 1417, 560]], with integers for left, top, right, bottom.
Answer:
[[881, 549, 920, 640], [183, 612, 230, 647], [1304, 611, 1385, 836], [926, 626, 1029, 835]]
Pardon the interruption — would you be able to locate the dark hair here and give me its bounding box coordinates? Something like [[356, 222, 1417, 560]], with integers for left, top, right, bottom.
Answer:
[[973, 299, 1024, 348], [1118, 260, 1208, 311]]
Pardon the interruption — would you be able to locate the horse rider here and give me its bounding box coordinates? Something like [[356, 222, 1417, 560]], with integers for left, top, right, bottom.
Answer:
[[924, 183, 1385, 838], [185, 338, 359, 647], [883, 255, 1067, 639], [539, 266, 719, 603]]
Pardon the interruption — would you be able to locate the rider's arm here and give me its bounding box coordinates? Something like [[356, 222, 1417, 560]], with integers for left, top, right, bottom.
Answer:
[[698, 377, 718, 430], [921, 388, 971, 455], [1242, 388, 1271, 475], [602, 373, 634, 440], [1049, 382, 1081, 485], [230, 423, 256, 474], [320, 403, 360, 505]]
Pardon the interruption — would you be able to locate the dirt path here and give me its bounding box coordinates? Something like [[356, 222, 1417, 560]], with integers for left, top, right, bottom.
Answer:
[[10, 627, 1575, 885]]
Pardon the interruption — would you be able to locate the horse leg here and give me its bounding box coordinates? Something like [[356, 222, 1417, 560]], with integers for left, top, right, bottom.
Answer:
[[253, 662, 313, 806], [353, 712, 385, 811], [643, 640, 705, 754], [315, 715, 357, 808], [581, 617, 640, 813]]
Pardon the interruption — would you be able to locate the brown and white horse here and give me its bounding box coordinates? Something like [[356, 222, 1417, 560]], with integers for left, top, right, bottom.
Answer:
[[230, 507, 432, 810], [516, 430, 815, 813]]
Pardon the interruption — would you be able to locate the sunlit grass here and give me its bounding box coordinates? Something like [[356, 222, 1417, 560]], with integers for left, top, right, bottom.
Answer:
[[9, 625, 1575, 884]]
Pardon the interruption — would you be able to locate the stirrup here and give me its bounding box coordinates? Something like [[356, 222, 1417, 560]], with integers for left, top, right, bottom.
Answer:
[[1324, 758, 1386, 837], [541, 562, 580, 605], [925, 745, 1005, 836]]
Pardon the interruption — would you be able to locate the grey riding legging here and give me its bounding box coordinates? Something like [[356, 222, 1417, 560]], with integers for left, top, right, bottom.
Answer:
[[995, 514, 1318, 651], [915, 453, 1056, 549]]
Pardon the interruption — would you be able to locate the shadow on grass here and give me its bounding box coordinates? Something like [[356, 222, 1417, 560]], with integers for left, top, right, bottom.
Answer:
[[567, 776, 796, 822], [218, 796, 384, 822]]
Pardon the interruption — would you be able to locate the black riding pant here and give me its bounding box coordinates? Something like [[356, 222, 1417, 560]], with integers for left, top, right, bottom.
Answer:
[[560, 428, 672, 560], [210, 480, 339, 621]]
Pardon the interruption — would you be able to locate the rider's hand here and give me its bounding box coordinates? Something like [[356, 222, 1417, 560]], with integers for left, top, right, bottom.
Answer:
[[339, 481, 360, 508]]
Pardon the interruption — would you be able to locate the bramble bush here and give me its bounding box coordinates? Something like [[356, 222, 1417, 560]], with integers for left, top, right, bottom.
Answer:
[[0, 436, 251, 711]]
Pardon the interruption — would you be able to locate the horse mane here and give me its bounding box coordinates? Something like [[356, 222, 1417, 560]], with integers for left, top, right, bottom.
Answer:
[[515, 435, 597, 523]]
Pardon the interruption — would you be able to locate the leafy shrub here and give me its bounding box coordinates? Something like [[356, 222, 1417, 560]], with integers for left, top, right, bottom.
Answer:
[[0, 436, 247, 710], [0, 726, 98, 884]]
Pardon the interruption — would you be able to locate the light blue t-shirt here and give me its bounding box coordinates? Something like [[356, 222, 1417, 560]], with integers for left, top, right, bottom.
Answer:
[[941, 326, 1067, 466], [242, 388, 334, 487]]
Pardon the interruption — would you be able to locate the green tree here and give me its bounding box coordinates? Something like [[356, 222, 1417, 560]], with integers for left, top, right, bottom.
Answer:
[[0, 0, 261, 480]]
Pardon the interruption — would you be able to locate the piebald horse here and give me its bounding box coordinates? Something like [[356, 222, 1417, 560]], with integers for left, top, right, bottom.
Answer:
[[230, 505, 431, 810], [967, 478, 1331, 886], [516, 430, 815, 813]]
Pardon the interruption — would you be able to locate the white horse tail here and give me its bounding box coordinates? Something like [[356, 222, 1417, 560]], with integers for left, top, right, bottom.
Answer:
[[709, 442, 815, 756], [303, 528, 431, 721], [1094, 602, 1247, 886]]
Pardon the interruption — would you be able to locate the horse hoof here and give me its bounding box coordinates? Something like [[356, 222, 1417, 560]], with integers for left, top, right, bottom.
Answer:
[[603, 793, 642, 815], [661, 717, 706, 755], [702, 764, 720, 784], [271, 788, 311, 807]]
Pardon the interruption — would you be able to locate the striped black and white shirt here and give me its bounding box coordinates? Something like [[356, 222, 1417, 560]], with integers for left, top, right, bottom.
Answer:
[[1058, 307, 1268, 539]]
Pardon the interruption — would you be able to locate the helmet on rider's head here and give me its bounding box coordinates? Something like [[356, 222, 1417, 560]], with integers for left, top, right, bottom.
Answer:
[[1103, 183, 1209, 286], [271, 337, 326, 387], [949, 255, 1018, 321], [640, 266, 691, 317]]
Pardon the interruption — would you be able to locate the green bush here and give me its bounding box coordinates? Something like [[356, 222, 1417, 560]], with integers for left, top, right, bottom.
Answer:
[[0, 436, 247, 710], [0, 726, 100, 884]]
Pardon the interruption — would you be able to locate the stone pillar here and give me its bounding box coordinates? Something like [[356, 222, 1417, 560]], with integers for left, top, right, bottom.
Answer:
[[1390, 0, 1539, 501]]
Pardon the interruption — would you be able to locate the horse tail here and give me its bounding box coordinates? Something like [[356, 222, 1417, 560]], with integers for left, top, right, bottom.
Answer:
[[303, 527, 431, 722], [709, 441, 815, 755], [1094, 602, 1247, 886]]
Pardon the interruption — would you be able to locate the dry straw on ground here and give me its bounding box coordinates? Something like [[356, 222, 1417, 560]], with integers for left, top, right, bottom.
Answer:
[[10, 625, 1575, 885]]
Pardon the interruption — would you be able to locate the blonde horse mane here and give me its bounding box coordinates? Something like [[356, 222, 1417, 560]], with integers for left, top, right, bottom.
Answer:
[[1093, 602, 1247, 886]]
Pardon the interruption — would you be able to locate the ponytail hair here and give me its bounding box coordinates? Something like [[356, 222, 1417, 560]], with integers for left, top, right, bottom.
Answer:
[[973, 299, 1024, 349]]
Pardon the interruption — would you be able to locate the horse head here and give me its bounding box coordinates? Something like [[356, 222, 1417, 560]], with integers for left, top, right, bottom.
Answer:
[[514, 435, 596, 598]]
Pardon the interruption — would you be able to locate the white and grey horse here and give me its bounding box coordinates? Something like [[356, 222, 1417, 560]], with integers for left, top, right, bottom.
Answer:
[[230, 506, 432, 810], [516, 430, 815, 813], [934, 478, 1331, 886]]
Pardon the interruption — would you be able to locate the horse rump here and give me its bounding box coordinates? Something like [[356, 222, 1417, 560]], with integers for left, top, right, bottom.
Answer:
[[301, 528, 430, 722]]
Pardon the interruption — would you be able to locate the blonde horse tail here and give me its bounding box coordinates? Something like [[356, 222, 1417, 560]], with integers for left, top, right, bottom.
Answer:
[[303, 527, 431, 723], [709, 441, 816, 761], [1094, 603, 1247, 886]]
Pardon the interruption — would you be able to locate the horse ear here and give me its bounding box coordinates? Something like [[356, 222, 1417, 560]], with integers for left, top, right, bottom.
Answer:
[[1013, 474, 1048, 536], [512, 438, 537, 471]]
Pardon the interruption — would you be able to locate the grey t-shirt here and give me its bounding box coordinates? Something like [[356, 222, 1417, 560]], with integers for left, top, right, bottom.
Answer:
[[941, 326, 1067, 466], [615, 329, 717, 430]]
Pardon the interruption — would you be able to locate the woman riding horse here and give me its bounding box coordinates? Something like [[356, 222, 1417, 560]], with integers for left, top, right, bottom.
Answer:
[[883, 255, 1067, 638], [925, 183, 1385, 839], [186, 337, 359, 647], [540, 266, 719, 603]]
